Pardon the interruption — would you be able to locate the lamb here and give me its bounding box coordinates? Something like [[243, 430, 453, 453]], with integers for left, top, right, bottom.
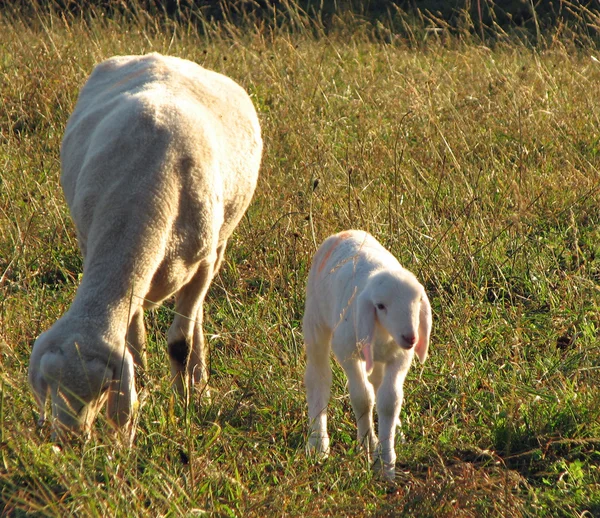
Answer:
[[303, 230, 432, 480], [27, 53, 263, 443]]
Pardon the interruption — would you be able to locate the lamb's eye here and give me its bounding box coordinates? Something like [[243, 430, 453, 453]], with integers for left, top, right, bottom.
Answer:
[[376, 303, 386, 311]]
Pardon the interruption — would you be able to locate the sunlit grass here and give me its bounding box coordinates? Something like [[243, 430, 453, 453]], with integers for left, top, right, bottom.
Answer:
[[1, 2, 599, 516]]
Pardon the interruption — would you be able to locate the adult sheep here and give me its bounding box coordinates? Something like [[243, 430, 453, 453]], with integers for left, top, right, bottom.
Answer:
[[28, 53, 263, 443]]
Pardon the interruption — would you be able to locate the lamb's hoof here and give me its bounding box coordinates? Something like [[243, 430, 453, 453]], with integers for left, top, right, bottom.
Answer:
[[186, 379, 212, 407], [306, 436, 330, 461], [372, 457, 396, 481], [398, 430, 406, 444], [364, 440, 381, 461]]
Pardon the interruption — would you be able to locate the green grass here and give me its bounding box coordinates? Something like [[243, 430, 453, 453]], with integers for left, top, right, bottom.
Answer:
[[1, 3, 600, 516]]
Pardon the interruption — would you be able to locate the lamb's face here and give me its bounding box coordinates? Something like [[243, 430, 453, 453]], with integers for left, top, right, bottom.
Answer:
[[369, 271, 424, 351]]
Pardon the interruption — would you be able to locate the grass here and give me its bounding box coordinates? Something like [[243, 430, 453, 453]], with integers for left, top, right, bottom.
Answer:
[[1, 2, 599, 516]]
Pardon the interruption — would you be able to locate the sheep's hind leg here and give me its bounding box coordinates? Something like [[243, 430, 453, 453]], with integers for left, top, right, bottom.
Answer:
[[211, 241, 227, 280], [167, 255, 217, 399], [368, 361, 385, 394], [187, 242, 227, 393]]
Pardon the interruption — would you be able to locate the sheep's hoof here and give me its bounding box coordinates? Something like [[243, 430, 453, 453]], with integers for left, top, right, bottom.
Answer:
[[371, 444, 382, 465], [196, 384, 212, 403], [383, 465, 396, 481], [189, 375, 211, 403]]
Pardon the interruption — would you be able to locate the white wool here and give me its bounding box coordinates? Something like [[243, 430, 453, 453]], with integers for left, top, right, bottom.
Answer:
[[28, 53, 262, 443], [303, 230, 432, 480]]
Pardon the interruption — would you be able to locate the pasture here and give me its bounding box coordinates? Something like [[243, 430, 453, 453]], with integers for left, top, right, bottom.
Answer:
[[1, 3, 599, 516]]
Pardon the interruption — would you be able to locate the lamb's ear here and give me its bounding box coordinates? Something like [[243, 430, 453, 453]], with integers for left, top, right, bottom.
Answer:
[[356, 292, 375, 374], [107, 348, 138, 444], [415, 290, 432, 364], [28, 349, 49, 427]]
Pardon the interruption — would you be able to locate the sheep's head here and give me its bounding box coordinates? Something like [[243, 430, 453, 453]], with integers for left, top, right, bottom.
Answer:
[[357, 269, 432, 373], [28, 329, 137, 444]]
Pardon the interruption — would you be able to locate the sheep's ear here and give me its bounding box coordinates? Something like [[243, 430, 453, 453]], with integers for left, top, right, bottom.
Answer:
[[107, 348, 138, 444], [416, 291, 432, 364], [356, 292, 375, 374], [28, 352, 49, 427]]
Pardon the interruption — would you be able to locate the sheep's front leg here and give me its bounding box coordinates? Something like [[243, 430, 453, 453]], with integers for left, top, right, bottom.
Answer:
[[375, 358, 408, 480], [210, 242, 227, 281], [339, 356, 378, 459], [167, 255, 216, 397], [126, 309, 147, 372], [304, 333, 332, 458]]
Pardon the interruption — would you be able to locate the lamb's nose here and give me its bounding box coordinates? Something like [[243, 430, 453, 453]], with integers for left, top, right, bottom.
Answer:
[[402, 334, 417, 346]]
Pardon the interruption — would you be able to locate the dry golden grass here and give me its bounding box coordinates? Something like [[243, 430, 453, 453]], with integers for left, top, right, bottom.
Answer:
[[1, 2, 599, 516]]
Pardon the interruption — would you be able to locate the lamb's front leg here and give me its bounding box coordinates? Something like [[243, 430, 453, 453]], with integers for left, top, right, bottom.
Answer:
[[339, 357, 378, 459], [375, 358, 409, 480]]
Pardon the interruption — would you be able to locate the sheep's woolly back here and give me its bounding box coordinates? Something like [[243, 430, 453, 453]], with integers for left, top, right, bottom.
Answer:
[[29, 53, 262, 438], [60, 52, 263, 323]]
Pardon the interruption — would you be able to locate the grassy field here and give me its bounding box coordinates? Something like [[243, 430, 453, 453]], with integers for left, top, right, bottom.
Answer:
[[1, 3, 599, 517]]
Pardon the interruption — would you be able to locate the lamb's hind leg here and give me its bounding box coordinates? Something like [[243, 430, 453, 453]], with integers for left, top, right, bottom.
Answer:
[[304, 327, 332, 458], [167, 252, 218, 397]]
